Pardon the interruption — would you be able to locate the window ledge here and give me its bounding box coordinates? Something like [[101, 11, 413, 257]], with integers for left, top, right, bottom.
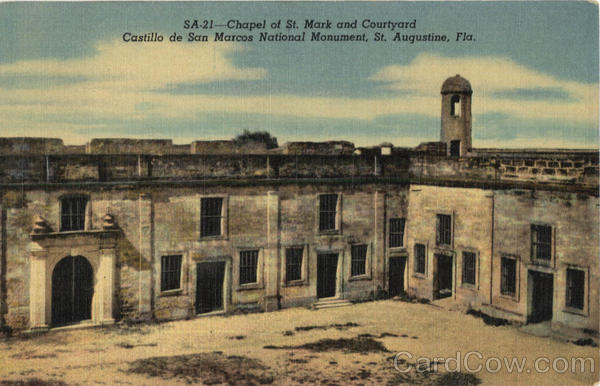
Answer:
[[199, 235, 228, 242], [563, 308, 587, 317], [349, 274, 372, 282], [318, 230, 341, 236], [282, 280, 307, 287], [498, 293, 518, 302], [412, 273, 427, 279], [461, 283, 477, 290], [159, 289, 183, 297], [530, 258, 553, 266], [388, 246, 406, 252], [236, 283, 264, 291]]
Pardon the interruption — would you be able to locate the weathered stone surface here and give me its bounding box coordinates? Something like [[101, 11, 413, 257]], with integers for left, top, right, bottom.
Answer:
[[0, 138, 64, 155], [87, 138, 179, 155]]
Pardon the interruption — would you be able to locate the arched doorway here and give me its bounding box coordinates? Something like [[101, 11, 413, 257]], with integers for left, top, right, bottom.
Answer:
[[51, 256, 94, 326]]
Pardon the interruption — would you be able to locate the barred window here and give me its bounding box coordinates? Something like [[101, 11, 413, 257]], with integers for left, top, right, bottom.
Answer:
[[161, 255, 182, 292], [201, 197, 223, 237], [389, 218, 405, 248], [60, 196, 87, 231], [414, 244, 426, 274], [239, 250, 259, 285], [351, 244, 367, 277], [501, 257, 516, 296], [285, 247, 303, 282], [462, 252, 476, 286], [531, 224, 552, 261], [436, 214, 452, 246], [319, 194, 338, 231], [566, 268, 585, 310]]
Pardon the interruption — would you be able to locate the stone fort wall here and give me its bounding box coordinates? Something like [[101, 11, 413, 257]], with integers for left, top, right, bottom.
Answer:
[[0, 137, 597, 335]]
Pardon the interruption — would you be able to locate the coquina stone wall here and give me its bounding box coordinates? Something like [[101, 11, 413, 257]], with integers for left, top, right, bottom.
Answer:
[[0, 137, 596, 335]]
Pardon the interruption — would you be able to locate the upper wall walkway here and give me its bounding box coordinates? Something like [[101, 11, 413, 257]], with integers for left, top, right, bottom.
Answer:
[[0, 137, 597, 194]]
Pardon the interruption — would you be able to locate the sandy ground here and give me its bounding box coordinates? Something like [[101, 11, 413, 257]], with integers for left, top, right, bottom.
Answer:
[[0, 299, 598, 385]]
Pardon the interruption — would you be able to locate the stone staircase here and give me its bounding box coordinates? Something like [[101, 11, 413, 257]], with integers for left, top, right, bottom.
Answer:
[[313, 298, 353, 310]]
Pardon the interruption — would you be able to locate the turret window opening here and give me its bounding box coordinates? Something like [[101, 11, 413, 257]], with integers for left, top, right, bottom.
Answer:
[[450, 95, 461, 117]]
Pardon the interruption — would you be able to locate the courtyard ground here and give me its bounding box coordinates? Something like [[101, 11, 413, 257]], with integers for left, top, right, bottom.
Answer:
[[0, 299, 597, 385]]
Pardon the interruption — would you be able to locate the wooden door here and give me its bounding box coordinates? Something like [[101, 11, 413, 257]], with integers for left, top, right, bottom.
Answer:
[[196, 261, 226, 314], [51, 256, 93, 326], [529, 271, 553, 323], [317, 253, 338, 298], [389, 256, 406, 297]]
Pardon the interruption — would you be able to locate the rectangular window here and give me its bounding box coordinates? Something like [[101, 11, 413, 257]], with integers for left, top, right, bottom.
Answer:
[[436, 214, 452, 246], [319, 194, 338, 231], [285, 247, 303, 283], [414, 243, 426, 274], [201, 197, 223, 237], [60, 196, 87, 231], [161, 255, 182, 292], [462, 252, 476, 286], [566, 268, 585, 310], [389, 218, 405, 248], [501, 257, 517, 296], [351, 244, 368, 277], [239, 250, 259, 285], [531, 224, 552, 261]]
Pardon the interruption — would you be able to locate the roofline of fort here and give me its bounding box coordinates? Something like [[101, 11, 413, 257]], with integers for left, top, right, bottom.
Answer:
[[0, 137, 597, 194], [0, 137, 596, 156]]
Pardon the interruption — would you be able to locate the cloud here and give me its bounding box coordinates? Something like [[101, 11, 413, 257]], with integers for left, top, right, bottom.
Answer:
[[371, 53, 598, 126], [0, 39, 266, 90], [0, 44, 596, 148]]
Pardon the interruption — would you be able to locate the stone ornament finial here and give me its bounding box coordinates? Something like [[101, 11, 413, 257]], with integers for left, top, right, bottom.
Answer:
[[32, 215, 50, 234], [102, 213, 117, 230]]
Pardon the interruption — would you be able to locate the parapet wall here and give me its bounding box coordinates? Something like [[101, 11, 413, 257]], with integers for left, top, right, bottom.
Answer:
[[0, 138, 65, 155], [0, 153, 596, 192], [0, 137, 596, 191]]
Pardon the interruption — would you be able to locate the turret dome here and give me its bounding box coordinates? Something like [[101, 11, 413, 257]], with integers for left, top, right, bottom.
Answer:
[[441, 74, 472, 94]]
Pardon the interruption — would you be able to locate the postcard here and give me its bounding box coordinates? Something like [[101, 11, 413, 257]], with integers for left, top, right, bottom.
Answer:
[[0, 2, 598, 385]]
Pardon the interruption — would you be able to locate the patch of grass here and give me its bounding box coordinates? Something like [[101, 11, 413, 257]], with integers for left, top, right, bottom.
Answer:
[[127, 352, 275, 385], [9, 351, 57, 360], [359, 332, 398, 339], [116, 342, 157, 349], [393, 293, 431, 305], [433, 372, 482, 386], [573, 338, 598, 347], [288, 358, 308, 364], [264, 336, 389, 354], [466, 309, 511, 327], [294, 322, 359, 332], [0, 380, 67, 386], [386, 359, 482, 386]]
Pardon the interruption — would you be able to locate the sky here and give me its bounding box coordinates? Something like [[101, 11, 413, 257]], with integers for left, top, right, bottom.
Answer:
[[0, 1, 598, 148]]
